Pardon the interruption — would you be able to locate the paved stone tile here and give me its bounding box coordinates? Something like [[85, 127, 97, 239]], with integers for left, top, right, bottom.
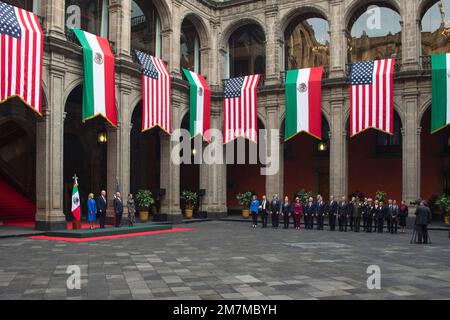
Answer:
[[0, 221, 449, 300]]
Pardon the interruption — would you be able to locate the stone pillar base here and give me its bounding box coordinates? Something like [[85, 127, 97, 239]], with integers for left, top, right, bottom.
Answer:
[[153, 213, 183, 224], [35, 220, 67, 231]]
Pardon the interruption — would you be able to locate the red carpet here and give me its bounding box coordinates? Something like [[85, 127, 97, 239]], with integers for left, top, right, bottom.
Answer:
[[3, 222, 112, 229], [0, 176, 36, 223], [29, 227, 194, 242]]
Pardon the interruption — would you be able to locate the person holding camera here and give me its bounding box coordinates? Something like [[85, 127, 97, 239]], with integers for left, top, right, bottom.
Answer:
[[415, 201, 432, 244]]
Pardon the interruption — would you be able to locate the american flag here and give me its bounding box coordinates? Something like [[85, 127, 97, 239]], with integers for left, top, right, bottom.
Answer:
[[350, 59, 395, 137], [0, 1, 43, 114], [223, 75, 260, 144], [135, 50, 172, 134]]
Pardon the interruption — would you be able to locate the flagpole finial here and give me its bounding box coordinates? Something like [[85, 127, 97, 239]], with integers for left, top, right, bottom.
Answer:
[[72, 174, 78, 186]]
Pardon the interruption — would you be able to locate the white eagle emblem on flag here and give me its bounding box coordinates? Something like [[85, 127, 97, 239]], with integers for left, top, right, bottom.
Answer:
[[298, 83, 308, 93], [198, 87, 203, 97]]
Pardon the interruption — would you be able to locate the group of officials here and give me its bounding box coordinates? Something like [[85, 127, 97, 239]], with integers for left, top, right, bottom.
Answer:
[[249, 194, 431, 242]]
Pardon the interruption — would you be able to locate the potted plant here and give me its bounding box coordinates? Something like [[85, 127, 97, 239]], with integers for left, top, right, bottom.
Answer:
[[236, 192, 253, 218], [181, 190, 197, 219], [375, 191, 387, 203], [135, 190, 154, 222], [295, 189, 314, 204], [436, 194, 450, 225]]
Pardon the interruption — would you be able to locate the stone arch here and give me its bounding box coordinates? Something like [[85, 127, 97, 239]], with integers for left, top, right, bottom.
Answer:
[[345, 0, 403, 30], [418, 0, 440, 20], [219, 17, 267, 51], [180, 12, 210, 50], [419, 98, 432, 126], [63, 77, 84, 107], [279, 5, 330, 37]]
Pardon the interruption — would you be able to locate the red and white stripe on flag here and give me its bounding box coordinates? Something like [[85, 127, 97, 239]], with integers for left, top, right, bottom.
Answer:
[[0, 2, 43, 114], [223, 74, 260, 144], [135, 50, 172, 134], [350, 58, 395, 137]]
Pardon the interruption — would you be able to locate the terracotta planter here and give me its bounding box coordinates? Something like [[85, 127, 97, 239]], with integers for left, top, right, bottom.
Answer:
[[139, 211, 149, 222], [445, 216, 449, 226], [242, 209, 250, 219], [185, 209, 193, 218]]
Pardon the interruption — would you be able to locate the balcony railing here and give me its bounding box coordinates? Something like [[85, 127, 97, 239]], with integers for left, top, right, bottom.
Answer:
[[420, 55, 431, 74], [131, 15, 146, 30]]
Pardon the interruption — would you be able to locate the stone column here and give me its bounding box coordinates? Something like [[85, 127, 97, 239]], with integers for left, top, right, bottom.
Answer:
[[329, 0, 346, 79], [402, 90, 421, 204], [209, 18, 221, 86], [109, 0, 132, 59], [161, 28, 174, 76], [264, 3, 280, 86], [158, 132, 182, 223], [329, 94, 347, 199], [199, 109, 227, 218], [44, 0, 66, 39], [169, 0, 182, 79], [35, 66, 66, 231], [401, 1, 420, 71], [106, 124, 120, 223], [265, 106, 283, 198]]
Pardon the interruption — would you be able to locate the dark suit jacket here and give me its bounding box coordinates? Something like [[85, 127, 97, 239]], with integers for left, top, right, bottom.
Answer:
[[338, 202, 349, 216], [114, 197, 124, 214], [315, 201, 326, 216], [415, 205, 432, 225], [97, 196, 107, 213], [282, 202, 292, 215], [260, 199, 269, 214], [328, 201, 338, 215], [270, 200, 281, 214], [304, 202, 315, 215]]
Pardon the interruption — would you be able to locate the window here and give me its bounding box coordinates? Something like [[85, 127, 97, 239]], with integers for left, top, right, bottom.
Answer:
[[180, 19, 200, 73], [227, 24, 265, 78], [348, 4, 402, 63], [284, 14, 330, 70], [131, 0, 161, 57], [65, 0, 108, 37], [421, 0, 450, 56]]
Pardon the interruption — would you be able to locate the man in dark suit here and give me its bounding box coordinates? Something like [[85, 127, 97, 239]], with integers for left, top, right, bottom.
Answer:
[[348, 197, 356, 231], [315, 195, 326, 230], [391, 200, 399, 234], [377, 201, 386, 233], [328, 195, 338, 231], [97, 190, 107, 229], [353, 197, 362, 232], [270, 195, 281, 228], [362, 198, 369, 231], [366, 198, 375, 233], [260, 195, 269, 228], [338, 197, 349, 232], [304, 197, 315, 229], [386, 199, 394, 233], [114, 192, 124, 227], [415, 201, 432, 244]]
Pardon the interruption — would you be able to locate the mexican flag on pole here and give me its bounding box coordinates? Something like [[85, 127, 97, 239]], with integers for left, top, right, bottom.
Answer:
[[284, 67, 323, 141], [182, 68, 211, 141], [71, 183, 81, 222], [431, 53, 450, 133], [73, 29, 117, 127]]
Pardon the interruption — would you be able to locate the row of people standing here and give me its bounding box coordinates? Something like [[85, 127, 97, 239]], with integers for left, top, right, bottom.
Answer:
[[249, 194, 409, 234], [86, 191, 136, 229]]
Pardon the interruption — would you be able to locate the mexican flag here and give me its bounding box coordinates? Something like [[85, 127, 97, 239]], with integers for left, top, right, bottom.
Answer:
[[182, 69, 211, 141], [73, 29, 117, 127], [285, 67, 323, 141], [431, 53, 450, 133], [71, 183, 81, 221]]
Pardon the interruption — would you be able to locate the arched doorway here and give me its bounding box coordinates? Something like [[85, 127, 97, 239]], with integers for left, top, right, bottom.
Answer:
[[420, 106, 450, 202], [421, 0, 450, 56], [347, 111, 403, 200], [226, 119, 265, 214], [227, 23, 266, 78], [347, 2, 402, 63], [130, 102, 161, 213], [131, 0, 162, 57], [180, 18, 201, 73], [63, 85, 107, 221], [283, 115, 330, 200], [0, 98, 38, 223]]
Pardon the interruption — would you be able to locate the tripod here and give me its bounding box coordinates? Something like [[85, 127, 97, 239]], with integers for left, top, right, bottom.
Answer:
[[410, 226, 432, 244]]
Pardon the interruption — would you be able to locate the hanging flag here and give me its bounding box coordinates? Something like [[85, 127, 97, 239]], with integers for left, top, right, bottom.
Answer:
[[223, 75, 260, 144], [285, 67, 323, 141], [71, 182, 81, 222], [73, 29, 117, 127], [350, 59, 395, 137], [182, 68, 211, 142], [431, 53, 450, 133], [0, 1, 43, 114], [135, 50, 172, 134]]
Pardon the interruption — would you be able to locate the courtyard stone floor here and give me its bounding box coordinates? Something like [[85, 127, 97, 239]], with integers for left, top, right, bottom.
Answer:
[[0, 221, 449, 300]]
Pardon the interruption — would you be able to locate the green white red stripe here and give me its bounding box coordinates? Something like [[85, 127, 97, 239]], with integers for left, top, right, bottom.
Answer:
[[71, 183, 81, 221], [182, 68, 211, 141], [431, 53, 450, 133], [73, 29, 117, 126], [285, 67, 323, 141]]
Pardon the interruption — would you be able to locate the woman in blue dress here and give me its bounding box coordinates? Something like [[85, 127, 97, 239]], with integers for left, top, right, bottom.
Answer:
[[250, 195, 260, 229], [87, 193, 97, 230]]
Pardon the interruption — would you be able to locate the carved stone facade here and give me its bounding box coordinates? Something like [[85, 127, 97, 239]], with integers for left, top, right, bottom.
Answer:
[[1, 0, 445, 229]]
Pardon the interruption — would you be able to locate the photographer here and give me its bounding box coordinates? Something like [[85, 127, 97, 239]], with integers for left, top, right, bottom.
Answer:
[[414, 201, 432, 244]]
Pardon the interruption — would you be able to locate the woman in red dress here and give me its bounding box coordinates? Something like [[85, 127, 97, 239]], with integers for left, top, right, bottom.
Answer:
[[293, 197, 303, 231]]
